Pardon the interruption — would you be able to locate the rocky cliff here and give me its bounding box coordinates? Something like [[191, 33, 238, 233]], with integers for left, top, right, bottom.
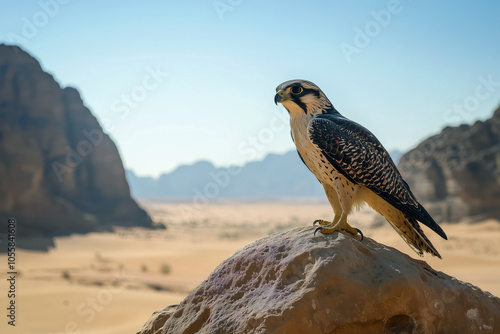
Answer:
[[138, 227, 500, 334], [398, 107, 500, 222], [0, 44, 155, 238]]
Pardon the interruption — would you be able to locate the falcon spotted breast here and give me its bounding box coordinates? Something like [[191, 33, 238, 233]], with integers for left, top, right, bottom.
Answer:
[[274, 79, 447, 258]]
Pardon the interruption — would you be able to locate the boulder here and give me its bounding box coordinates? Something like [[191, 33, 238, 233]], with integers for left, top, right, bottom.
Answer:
[[398, 107, 500, 222], [0, 44, 155, 239], [138, 227, 500, 334]]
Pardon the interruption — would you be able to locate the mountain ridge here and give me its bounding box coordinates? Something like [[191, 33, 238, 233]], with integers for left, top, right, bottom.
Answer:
[[399, 106, 500, 222], [127, 150, 403, 199], [0, 44, 155, 242]]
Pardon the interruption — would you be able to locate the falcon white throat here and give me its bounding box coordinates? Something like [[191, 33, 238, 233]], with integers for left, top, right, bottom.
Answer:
[[275, 79, 447, 258]]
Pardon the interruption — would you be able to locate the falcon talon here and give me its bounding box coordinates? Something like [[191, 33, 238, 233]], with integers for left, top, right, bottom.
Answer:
[[355, 228, 364, 241], [312, 219, 321, 226], [275, 79, 447, 258], [313, 227, 323, 236]]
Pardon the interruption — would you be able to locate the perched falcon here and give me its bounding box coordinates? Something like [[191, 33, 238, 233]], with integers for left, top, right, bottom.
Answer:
[[274, 79, 447, 258]]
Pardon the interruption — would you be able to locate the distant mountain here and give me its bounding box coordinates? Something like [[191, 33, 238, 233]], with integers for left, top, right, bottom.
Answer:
[[399, 106, 500, 223], [0, 44, 154, 240], [127, 151, 323, 199], [127, 150, 404, 199], [390, 149, 403, 165]]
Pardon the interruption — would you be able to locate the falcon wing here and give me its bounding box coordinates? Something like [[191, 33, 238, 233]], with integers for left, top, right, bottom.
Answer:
[[308, 114, 447, 240]]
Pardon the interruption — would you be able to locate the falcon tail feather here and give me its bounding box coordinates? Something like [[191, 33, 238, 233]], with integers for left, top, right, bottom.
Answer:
[[379, 193, 448, 240], [386, 214, 442, 259]]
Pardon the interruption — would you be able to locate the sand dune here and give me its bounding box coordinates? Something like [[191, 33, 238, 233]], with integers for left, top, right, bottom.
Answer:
[[1, 200, 499, 333]]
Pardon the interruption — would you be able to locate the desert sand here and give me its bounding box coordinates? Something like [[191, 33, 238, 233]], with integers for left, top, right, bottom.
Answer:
[[1, 199, 499, 333]]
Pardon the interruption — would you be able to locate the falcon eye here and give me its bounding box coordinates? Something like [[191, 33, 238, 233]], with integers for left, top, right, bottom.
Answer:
[[290, 86, 303, 95]]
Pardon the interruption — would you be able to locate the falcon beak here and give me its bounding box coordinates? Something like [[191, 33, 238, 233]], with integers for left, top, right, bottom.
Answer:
[[274, 90, 287, 105], [274, 93, 282, 105]]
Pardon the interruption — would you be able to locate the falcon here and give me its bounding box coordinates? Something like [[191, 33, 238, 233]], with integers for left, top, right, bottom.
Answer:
[[274, 79, 447, 258]]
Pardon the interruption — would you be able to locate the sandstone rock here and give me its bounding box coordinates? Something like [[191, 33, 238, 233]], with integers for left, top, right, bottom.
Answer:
[[398, 107, 500, 222], [0, 44, 156, 239], [139, 227, 500, 334]]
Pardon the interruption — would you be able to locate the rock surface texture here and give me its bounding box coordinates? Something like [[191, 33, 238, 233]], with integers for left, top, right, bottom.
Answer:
[[0, 44, 154, 237], [398, 107, 500, 222], [139, 227, 500, 334]]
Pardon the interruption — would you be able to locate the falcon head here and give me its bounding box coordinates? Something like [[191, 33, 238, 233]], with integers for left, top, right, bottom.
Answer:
[[274, 79, 335, 116]]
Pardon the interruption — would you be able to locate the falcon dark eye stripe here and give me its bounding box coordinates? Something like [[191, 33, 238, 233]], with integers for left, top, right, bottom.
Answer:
[[301, 88, 320, 98], [289, 87, 323, 114], [292, 97, 308, 114]]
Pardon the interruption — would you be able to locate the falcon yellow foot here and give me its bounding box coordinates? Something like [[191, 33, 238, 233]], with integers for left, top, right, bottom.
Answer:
[[313, 219, 363, 241]]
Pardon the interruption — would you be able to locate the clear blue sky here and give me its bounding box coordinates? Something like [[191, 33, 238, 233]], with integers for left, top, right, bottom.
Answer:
[[1, 1, 499, 177]]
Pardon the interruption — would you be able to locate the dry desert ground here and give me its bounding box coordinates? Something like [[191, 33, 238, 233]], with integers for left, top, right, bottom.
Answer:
[[1, 199, 499, 333]]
